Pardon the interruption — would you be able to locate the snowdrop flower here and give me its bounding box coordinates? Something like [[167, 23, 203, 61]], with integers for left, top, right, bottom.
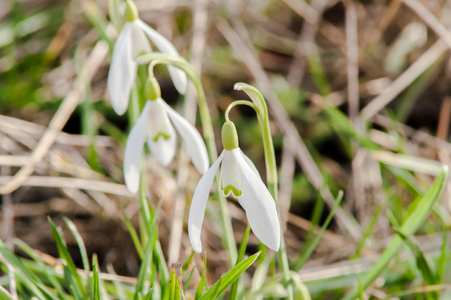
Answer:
[[123, 77, 208, 194], [107, 0, 187, 115], [188, 121, 280, 252]]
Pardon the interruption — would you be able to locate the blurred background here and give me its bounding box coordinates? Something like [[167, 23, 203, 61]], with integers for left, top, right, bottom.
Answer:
[[1, 0, 451, 297]]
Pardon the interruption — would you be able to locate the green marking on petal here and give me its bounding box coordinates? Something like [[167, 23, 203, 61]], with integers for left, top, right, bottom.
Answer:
[[153, 132, 170, 142], [223, 185, 242, 197]]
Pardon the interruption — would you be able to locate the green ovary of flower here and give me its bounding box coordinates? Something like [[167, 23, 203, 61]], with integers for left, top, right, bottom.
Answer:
[[221, 121, 239, 151], [152, 132, 170, 142], [124, 0, 139, 22]]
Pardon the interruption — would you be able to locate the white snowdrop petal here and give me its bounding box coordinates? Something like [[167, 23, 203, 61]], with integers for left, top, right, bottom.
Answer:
[[124, 102, 151, 193], [232, 149, 280, 251], [130, 21, 152, 58], [136, 19, 188, 94], [107, 23, 136, 115], [188, 151, 225, 252], [240, 149, 261, 179], [161, 100, 209, 174], [147, 99, 177, 166]]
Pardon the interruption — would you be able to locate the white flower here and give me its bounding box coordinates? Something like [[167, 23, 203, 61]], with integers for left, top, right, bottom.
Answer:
[[123, 98, 209, 193], [107, 14, 187, 115], [188, 147, 281, 253]]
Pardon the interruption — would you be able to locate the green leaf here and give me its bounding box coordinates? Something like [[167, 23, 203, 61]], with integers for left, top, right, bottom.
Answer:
[[323, 106, 377, 150], [291, 272, 311, 300], [181, 251, 195, 278], [48, 217, 88, 299], [63, 218, 90, 275], [395, 230, 437, 286], [134, 198, 163, 299], [199, 252, 260, 300], [438, 224, 448, 283], [294, 191, 344, 271], [229, 225, 250, 299], [169, 265, 182, 300], [0, 285, 14, 300], [121, 202, 143, 259], [343, 166, 449, 300], [0, 240, 49, 299], [195, 254, 207, 299], [14, 239, 66, 298], [91, 260, 100, 300]]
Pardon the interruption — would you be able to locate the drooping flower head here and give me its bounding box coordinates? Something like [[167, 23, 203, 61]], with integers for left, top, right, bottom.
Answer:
[[123, 77, 209, 193], [107, 0, 187, 115], [188, 121, 281, 253]]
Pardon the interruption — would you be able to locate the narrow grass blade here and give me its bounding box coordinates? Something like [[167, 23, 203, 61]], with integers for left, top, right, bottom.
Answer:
[[155, 240, 169, 283], [307, 50, 331, 96], [195, 254, 208, 299], [294, 191, 343, 271], [184, 268, 195, 294], [121, 203, 144, 259], [181, 251, 195, 277], [323, 106, 377, 150], [91, 260, 100, 300], [0, 285, 13, 300], [48, 217, 88, 299], [438, 224, 448, 283], [229, 225, 250, 299], [395, 232, 438, 300], [290, 272, 311, 300], [372, 151, 443, 176], [358, 275, 363, 300], [134, 197, 163, 299], [169, 265, 182, 300], [14, 239, 66, 298], [36, 283, 59, 300], [83, 1, 113, 48], [352, 201, 385, 258], [106, 264, 128, 300], [0, 240, 49, 299], [64, 218, 90, 275], [133, 227, 154, 299], [343, 166, 448, 300], [199, 252, 261, 300], [143, 289, 154, 300]]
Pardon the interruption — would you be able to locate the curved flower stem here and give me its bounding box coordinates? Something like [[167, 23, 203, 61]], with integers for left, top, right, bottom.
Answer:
[[224, 100, 258, 122], [141, 53, 237, 264], [233, 83, 292, 299]]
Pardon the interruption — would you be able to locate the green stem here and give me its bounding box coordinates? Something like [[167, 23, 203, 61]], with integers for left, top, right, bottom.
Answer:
[[224, 100, 258, 122], [269, 183, 293, 299], [144, 53, 237, 264]]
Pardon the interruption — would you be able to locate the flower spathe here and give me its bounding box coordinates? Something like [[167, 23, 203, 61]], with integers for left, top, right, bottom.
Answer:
[[124, 98, 209, 194], [188, 122, 281, 252], [107, 4, 187, 115]]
